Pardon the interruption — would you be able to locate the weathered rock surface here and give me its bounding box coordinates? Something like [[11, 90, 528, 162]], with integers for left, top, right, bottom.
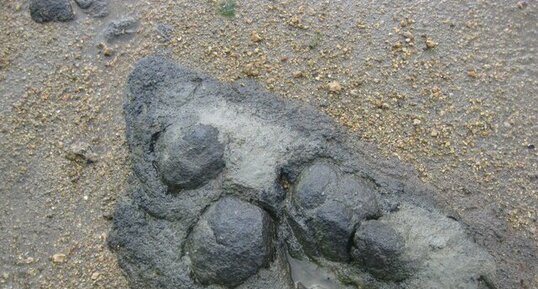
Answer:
[[288, 162, 380, 262], [156, 123, 225, 192], [352, 220, 408, 281], [108, 56, 496, 289], [74, 0, 109, 18], [29, 0, 74, 23], [102, 17, 138, 43], [186, 197, 274, 287]]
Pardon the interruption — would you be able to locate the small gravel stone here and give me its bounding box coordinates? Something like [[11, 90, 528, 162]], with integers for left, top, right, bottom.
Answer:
[[251, 31, 262, 43], [52, 253, 66, 264], [328, 81, 342, 93]]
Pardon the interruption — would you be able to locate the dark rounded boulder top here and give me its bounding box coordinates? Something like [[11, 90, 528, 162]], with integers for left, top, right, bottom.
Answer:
[[288, 161, 380, 262], [155, 123, 225, 192], [352, 220, 409, 281], [185, 197, 274, 287], [108, 55, 496, 289], [29, 0, 75, 23]]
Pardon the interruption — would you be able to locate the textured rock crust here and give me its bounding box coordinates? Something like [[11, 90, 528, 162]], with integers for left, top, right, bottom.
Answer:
[[108, 56, 496, 289], [74, 0, 109, 18], [102, 17, 139, 43], [156, 123, 225, 191], [186, 197, 274, 287], [29, 0, 75, 23]]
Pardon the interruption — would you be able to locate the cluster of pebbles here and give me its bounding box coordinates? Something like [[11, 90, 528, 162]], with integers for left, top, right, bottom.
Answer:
[[107, 56, 496, 289]]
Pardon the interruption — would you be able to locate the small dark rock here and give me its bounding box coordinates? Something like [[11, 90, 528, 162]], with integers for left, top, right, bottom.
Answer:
[[74, 0, 93, 9], [312, 202, 354, 261], [185, 197, 274, 287], [352, 220, 409, 281], [74, 0, 109, 18], [293, 162, 335, 209], [156, 124, 225, 192], [29, 0, 74, 23], [65, 141, 97, 164], [528, 144, 535, 150], [103, 17, 139, 43]]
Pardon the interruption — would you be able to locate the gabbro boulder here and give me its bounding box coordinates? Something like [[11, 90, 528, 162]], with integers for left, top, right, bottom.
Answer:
[[108, 56, 496, 289]]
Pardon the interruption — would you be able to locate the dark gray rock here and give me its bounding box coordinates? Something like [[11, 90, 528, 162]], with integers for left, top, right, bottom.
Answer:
[[156, 124, 225, 192], [103, 17, 138, 43], [29, 0, 74, 23], [74, 0, 93, 9], [109, 55, 496, 289], [185, 197, 274, 287], [293, 162, 335, 210], [288, 161, 380, 262], [352, 220, 409, 281], [74, 0, 109, 18]]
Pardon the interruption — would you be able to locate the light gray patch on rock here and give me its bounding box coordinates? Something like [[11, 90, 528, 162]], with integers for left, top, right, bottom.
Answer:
[[108, 56, 497, 289]]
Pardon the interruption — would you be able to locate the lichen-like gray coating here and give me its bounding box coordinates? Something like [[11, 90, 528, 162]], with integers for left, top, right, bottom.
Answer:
[[108, 56, 496, 289]]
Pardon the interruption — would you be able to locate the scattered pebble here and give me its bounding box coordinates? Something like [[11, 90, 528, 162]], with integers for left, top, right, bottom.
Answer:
[[425, 37, 438, 49], [102, 17, 139, 43], [250, 31, 262, 43], [467, 69, 478, 78], [52, 253, 66, 264], [328, 81, 342, 93], [292, 71, 303, 78], [243, 63, 260, 77], [103, 46, 114, 57], [517, 1, 528, 9], [91, 272, 100, 280]]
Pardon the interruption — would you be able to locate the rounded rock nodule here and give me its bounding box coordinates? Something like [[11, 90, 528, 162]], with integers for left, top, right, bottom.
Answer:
[[289, 161, 380, 262], [156, 124, 225, 192], [185, 197, 274, 287], [352, 220, 409, 281]]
